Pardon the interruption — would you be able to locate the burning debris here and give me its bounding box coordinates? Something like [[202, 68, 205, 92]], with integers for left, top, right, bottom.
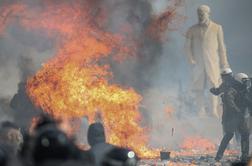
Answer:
[[180, 136, 216, 152]]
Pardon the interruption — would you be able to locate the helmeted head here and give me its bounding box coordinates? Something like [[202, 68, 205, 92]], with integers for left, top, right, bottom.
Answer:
[[234, 73, 251, 90], [197, 5, 211, 25], [220, 68, 233, 83], [221, 68, 232, 76]]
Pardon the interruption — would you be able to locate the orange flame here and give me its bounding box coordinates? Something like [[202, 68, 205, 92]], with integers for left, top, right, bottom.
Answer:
[[146, 0, 185, 41], [164, 105, 174, 118], [0, 3, 25, 35], [0, 1, 159, 158], [180, 136, 216, 152]]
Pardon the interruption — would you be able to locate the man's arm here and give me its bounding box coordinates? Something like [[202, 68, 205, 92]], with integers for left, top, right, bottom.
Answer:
[[210, 83, 224, 96], [217, 25, 229, 68], [210, 87, 221, 96], [185, 28, 196, 64]]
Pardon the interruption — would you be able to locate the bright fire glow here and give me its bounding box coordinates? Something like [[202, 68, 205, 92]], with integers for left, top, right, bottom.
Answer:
[[0, 0, 160, 158], [180, 136, 216, 152]]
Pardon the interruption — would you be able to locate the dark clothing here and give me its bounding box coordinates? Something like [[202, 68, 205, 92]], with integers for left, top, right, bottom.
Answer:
[[211, 82, 250, 161], [211, 83, 241, 132], [221, 87, 241, 132], [87, 123, 115, 166], [89, 142, 114, 166], [10, 82, 41, 128], [87, 123, 106, 147], [234, 86, 252, 161], [246, 86, 252, 114], [216, 117, 249, 161]]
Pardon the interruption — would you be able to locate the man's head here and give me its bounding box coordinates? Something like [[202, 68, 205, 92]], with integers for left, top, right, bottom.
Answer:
[[87, 123, 105, 147], [33, 127, 78, 164], [0, 121, 23, 154], [234, 73, 251, 90], [197, 5, 211, 25]]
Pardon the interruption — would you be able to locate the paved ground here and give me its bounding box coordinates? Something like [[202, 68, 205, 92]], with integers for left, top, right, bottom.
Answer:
[[138, 154, 240, 166]]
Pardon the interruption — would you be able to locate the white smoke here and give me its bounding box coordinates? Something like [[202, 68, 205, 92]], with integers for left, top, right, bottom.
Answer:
[[0, 0, 251, 150]]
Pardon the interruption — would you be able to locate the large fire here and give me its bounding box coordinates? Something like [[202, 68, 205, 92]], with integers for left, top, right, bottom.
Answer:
[[0, 0, 164, 158], [1, 0, 227, 161], [0, 1, 242, 164]]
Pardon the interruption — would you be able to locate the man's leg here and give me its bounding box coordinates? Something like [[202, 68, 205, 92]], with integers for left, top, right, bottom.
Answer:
[[239, 119, 250, 162], [215, 132, 234, 161], [240, 132, 249, 161]]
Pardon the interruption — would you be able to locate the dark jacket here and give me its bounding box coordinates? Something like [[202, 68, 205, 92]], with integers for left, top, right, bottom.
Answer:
[[210, 82, 241, 114], [210, 82, 241, 132], [87, 123, 114, 166]]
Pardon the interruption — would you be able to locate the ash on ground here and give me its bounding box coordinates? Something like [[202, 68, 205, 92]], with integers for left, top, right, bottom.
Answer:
[[139, 154, 239, 166]]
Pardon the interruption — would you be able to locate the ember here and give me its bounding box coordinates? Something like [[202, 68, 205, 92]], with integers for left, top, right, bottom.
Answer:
[[180, 136, 216, 152]]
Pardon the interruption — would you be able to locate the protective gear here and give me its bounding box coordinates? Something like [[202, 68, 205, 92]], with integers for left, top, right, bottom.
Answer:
[[235, 73, 249, 83], [233, 80, 251, 162], [211, 76, 250, 162], [235, 73, 251, 91], [214, 85, 240, 161], [245, 79, 252, 90], [221, 68, 232, 75]]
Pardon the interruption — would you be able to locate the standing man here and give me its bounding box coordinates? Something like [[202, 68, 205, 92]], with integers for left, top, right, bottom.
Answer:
[[210, 69, 239, 161], [185, 5, 230, 116], [233, 73, 251, 162], [211, 72, 251, 162]]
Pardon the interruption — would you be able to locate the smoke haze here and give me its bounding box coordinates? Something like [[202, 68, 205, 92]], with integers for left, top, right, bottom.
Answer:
[[0, 0, 251, 149]]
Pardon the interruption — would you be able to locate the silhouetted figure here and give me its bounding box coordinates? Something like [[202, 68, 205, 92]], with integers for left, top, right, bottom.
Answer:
[[0, 121, 23, 155], [211, 72, 252, 162], [29, 114, 93, 166], [10, 82, 41, 128], [87, 123, 115, 166], [102, 147, 138, 166], [0, 144, 9, 166]]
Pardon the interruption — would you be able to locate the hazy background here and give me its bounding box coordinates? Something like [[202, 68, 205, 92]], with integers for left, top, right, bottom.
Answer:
[[0, 0, 251, 149], [139, 0, 252, 149]]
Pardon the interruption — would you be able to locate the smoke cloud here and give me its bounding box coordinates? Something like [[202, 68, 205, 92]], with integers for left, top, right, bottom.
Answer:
[[0, 0, 251, 150]]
